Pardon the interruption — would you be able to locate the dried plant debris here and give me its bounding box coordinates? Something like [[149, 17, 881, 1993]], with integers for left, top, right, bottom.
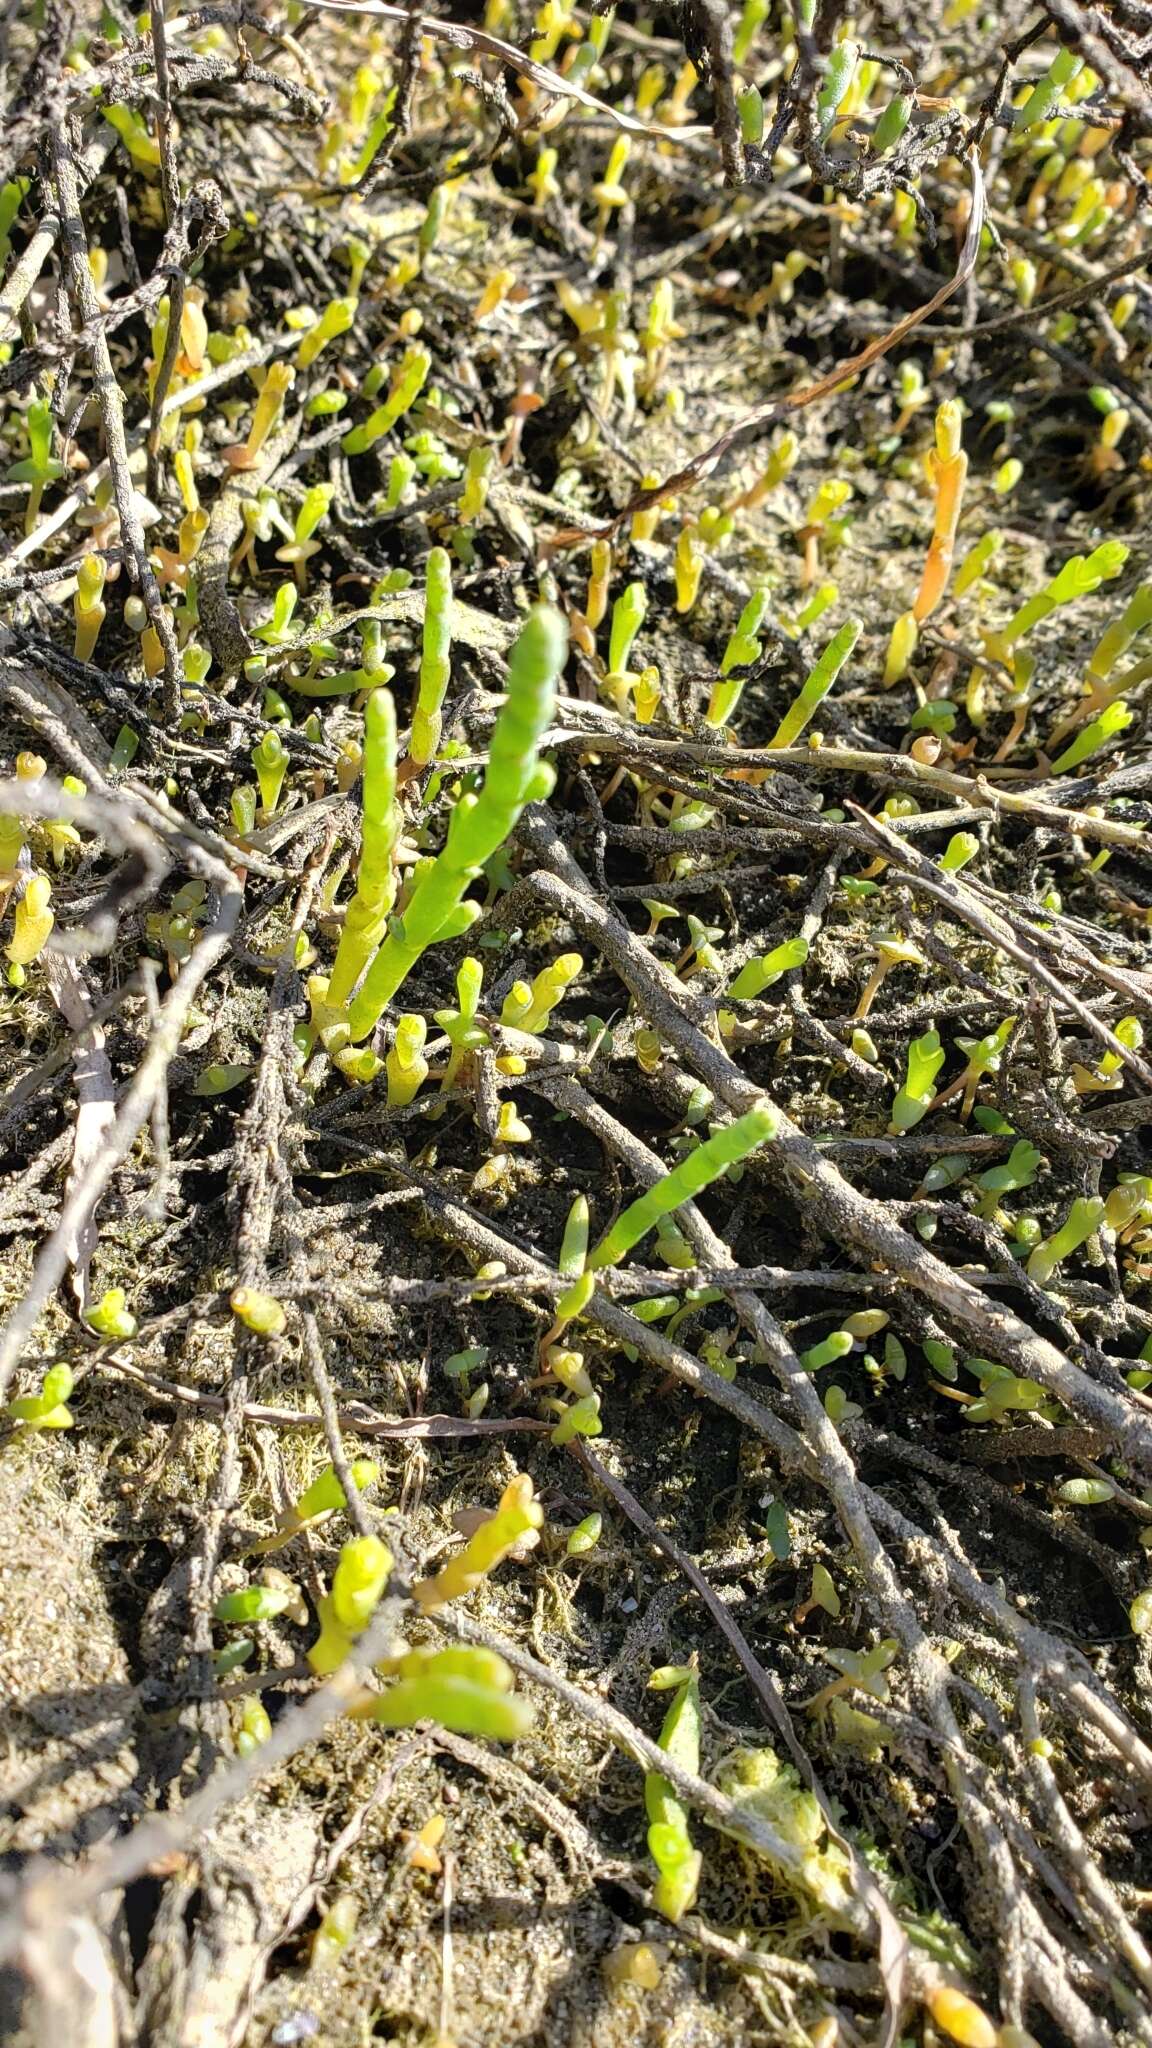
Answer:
[[1, 3, 1151, 2045]]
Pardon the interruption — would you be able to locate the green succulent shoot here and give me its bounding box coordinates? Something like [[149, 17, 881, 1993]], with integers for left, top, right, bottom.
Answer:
[[890, 1031, 945, 1132], [350, 1643, 534, 1741], [323, 688, 402, 1012], [343, 343, 432, 454], [727, 937, 809, 1002], [253, 1457, 380, 1553], [1026, 1196, 1105, 1287], [1000, 542, 1128, 653], [84, 1287, 138, 1340], [345, 604, 568, 1042], [766, 619, 862, 750], [252, 729, 289, 817], [582, 1106, 778, 1275], [6, 1362, 74, 1432], [707, 588, 770, 728], [7, 398, 65, 535], [435, 956, 490, 1093], [501, 953, 583, 1035], [308, 1534, 394, 1673], [645, 1667, 703, 1921], [410, 546, 453, 767]]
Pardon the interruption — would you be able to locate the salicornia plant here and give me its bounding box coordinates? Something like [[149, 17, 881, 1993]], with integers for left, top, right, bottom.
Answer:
[[706, 588, 770, 728], [766, 619, 861, 749], [885, 399, 968, 682], [6, 1362, 74, 1431], [501, 953, 583, 1034], [999, 542, 1128, 659], [583, 1107, 777, 1275], [1026, 1197, 1104, 1286], [386, 1014, 429, 1105], [410, 546, 453, 767], [345, 605, 567, 1043], [413, 1473, 543, 1612], [253, 1458, 379, 1553], [7, 398, 64, 535], [727, 936, 809, 1001], [645, 1667, 703, 1921], [308, 1534, 393, 1673], [350, 1643, 534, 1740], [434, 956, 489, 1093], [324, 688, 402, 1011], [342, 343, 431, 454], [890, 1031, 945, 1131]]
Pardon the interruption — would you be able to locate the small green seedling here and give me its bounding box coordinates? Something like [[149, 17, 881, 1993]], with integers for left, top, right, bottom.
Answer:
[[230, 1285, 287, 1336], [890, 1031, 945, 1132], [1000, 542, 1128, 654], [236, 1696, 272, 1755], [1015, 45, 1083, 129], [978, 1139, 1043, 1197], [84, 1288, 138, 1340], [766, 620, 862, 750], [501, 953, 583, 1034], [295, 295, 356, 370], [1049, 700, 1133, 774], [577, 1107, 778, 1277], [1072, 1016, 1142, 1094], [963, 1375, 1049, 1424], [435, 957, 490, 1093], [1056, 1476, 1114, 1506], [871, 83, 913, 154], [727, 937, 809, 1002], [566, 1512, 602, 1556], [707, 588, 770, 728], [343, 344, 432, 454], [733, 0, 769, 64], [74, 554, 107, 663], [350, 1642, 534, 1740], [817, 38, 858, 138], [645, 1667, 702, 1921], [1026, 1197, 1105, 1286], [324, 689, 402, 1011], [214, 1582, 295, 1625], [345, 606, 567, 1041], [213, 1639, 255, 1676], [410, 547, 453, 766], [310, 1892, 360, 1972], [194, 1064, 255, 1096], [386, 1014, 429, 1106], [940, 832, 979, 873], [413, 1473, 543, 1611], [940, 1016, 1015, 1120], [608, 581, 646, 677], [1129, 1589, 1152, 1635], [274, 484, 332, 589], [6, 1362, 74, 1432], [309, 1534, 394, 1674], [801, 1330, 854, 1372], [550, 1392, 602, 1445], [7, 398, 65, 535], [252, 730, 288, 817], [254, 1458, 380, 1553]]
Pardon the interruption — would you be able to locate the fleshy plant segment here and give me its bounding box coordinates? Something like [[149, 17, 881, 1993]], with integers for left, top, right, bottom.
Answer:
[[584, 1107, 778, 1273], [344, 604, 567, 1042], [645, 1668, 703, 1921], [410, 545, 453, 767], [322, 687, 401, 1011]]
